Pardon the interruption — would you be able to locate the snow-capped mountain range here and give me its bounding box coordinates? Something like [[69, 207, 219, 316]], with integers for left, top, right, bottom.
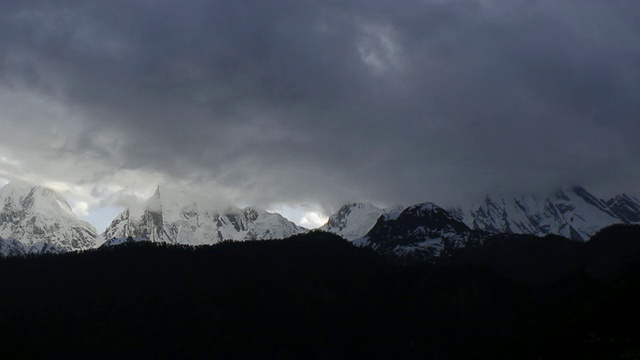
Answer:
[[0, 182, 97, 255], [450, 186, 640, 241], [101, 186, 307, 246], [338, 187, 640, 260], [1, 181, 639, 259]]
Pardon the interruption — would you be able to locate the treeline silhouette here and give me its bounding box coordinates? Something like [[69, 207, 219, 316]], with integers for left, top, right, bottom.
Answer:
[[1, 228, 640, 359]]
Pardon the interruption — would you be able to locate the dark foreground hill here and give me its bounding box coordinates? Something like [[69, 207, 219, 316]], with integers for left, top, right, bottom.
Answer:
[[1, 229, 640, 359]]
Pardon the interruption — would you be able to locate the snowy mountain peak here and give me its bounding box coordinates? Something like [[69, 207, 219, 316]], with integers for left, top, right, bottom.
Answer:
[[320, 202, 403, 241], [143, 185, 163, 212], [408, 202, 447, 216], [396, 202, 471, 233], [0, 182, 97, 254], [325, 202, 378, 228], [1, 182, 76, 218], [354, 202, 480, 261]]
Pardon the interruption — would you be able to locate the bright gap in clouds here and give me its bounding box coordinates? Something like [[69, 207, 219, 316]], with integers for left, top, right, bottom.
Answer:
[[267, 204, 328, 229], [299, 212, 329, 229], [78, 206, 125, 233]]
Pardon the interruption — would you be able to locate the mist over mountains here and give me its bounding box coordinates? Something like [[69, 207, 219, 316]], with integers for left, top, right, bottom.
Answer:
[[0, 181, 638, 259], [2, 1, 639, 357], [101, 186, 307, 246]]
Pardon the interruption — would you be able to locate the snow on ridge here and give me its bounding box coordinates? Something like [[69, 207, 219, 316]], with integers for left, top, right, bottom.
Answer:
[[381, 205, 405, 221], [0, 182, 77, 219], [406, 202, 445, 215], [451, 186, 635, 241], [320, 202, 405, 241]]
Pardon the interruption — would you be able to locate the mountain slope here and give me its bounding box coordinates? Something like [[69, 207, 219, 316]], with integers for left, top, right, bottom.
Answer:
[[451, 186, 638, 241], [0, 237, 26, 257], [102, 187, 306, 245], [0, 182, 97, 252], [320, 202, 404, 240], [605, 194, 640, 223]]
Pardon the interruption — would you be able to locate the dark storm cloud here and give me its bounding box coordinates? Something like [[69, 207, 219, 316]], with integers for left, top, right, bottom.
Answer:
[[1, 0, 639, 210]]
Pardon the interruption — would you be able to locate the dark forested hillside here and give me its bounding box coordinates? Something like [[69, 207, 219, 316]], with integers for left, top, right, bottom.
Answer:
[[1, 229, 640, 359]]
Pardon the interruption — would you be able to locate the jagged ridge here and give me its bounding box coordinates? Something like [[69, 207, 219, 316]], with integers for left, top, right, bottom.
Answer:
[[101, 187, 306, 245]]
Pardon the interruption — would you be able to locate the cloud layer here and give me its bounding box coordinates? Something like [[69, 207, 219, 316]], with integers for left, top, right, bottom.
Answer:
[[1, 0, 639, 224]]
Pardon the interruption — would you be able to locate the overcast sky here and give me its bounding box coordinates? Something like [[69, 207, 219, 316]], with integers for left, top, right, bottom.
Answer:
[[1, 0, 639, 231]]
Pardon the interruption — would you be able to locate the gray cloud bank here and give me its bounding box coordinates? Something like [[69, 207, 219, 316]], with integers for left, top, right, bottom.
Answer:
[[1, 0, 639, 213]]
